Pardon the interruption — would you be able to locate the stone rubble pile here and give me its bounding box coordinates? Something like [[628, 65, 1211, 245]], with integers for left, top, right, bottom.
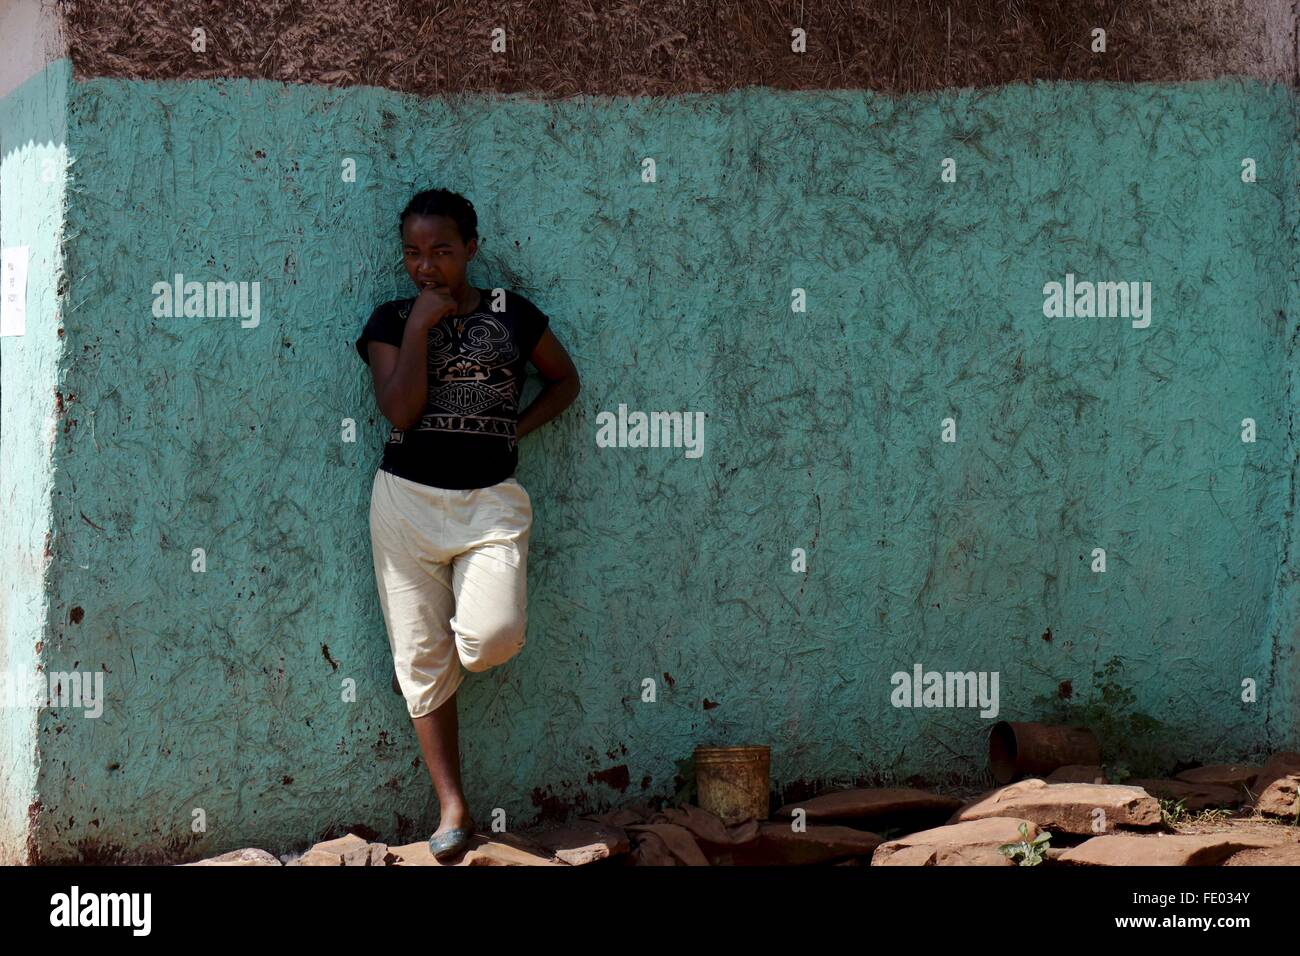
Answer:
[[179, 752, 1300, 867]]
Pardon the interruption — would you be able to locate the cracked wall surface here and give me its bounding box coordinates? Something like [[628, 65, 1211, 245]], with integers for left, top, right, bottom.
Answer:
[[0, 0, 67, 866], [1, 0, 1297, 862]]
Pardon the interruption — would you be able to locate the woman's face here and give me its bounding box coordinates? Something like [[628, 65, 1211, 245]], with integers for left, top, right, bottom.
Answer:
[[401, 214, 477, 293]]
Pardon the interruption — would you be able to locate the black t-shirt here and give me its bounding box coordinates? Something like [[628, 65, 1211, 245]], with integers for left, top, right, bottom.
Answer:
[[354, 288, 551, 489]]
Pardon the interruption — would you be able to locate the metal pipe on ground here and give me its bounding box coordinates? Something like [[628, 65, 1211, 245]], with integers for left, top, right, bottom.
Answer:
[[988, 721, 1101, 785]]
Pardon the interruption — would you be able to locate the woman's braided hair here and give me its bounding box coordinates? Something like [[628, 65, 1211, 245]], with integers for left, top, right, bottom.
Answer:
[[399, 188, 478, 244]]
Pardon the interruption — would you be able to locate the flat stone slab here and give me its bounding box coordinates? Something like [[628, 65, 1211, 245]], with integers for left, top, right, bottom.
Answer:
[[1126, 778, 1243, 810], [725, 823, 882, 866], [773, 787, 962, 823], [1225, 842, 1300, 865], [1174, 764, 1260, 794], [285, 833, 392, 866], [930, 844, 1020, 866], [1059, 832, 1280, 866], [358, 844, 391, 866], [528, 821, 630, 865], [873, 843, 1012, 866], [389, 832, 563, 866], [948, 779, 1162, 834], [461, 838, 566, 867], [1252, 753, 1300, 807], [1255, 752, 1300, 784], [1254, 775, 1300, 818], [181, 847, 282, 866], [873, 817, 1039, 866]]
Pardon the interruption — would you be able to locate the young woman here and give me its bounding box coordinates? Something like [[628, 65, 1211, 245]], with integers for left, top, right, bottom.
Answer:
[[355, 188, 580, 860]]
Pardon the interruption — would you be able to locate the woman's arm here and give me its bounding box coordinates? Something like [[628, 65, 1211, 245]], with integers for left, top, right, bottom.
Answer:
[[517, 328, 580, 440], [367, 320, 432, 429], [367, 289, 453, 429]]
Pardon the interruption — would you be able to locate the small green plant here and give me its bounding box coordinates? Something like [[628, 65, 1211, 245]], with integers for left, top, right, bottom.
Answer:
[[1032, 657, 1168, 777], [1159, 797, 1188, 825], [1161, 800, 1237, 828], [998, 821, 1052, 866]]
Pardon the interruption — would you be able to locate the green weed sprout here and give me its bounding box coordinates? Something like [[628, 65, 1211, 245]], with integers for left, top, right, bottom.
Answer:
[[998, 821, 1052, 866]]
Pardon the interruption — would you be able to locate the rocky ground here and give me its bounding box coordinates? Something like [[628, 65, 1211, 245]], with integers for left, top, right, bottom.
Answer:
[[181, 752, 1300, 867]]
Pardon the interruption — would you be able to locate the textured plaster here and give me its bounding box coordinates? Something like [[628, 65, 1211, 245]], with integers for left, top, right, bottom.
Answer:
[[0, 57, 69, 864], [0, 66, 1297, 861]]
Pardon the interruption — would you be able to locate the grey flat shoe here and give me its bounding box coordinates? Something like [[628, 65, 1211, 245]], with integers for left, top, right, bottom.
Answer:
[[428, 824, 475, 861]]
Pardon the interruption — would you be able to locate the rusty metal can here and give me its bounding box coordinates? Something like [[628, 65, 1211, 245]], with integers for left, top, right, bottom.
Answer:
[[694, 745, 770, 825]]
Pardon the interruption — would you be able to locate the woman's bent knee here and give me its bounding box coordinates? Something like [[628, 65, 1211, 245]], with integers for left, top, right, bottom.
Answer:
[[460, 618, 526, 672]]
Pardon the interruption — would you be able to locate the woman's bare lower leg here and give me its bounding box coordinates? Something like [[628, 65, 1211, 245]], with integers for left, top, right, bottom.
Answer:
[[411, 690, 475, 836]]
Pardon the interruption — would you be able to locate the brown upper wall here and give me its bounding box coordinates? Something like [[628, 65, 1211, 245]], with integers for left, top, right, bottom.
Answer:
[[41, 0, 1300, 95], [0, 0, 68, 100]]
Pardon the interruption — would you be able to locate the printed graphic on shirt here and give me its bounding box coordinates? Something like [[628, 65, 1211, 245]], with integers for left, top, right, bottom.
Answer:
[[387, 301, 523, 452]]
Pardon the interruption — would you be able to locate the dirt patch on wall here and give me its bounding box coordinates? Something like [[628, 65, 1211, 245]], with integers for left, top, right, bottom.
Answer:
[[56, 0, 1297, 95]]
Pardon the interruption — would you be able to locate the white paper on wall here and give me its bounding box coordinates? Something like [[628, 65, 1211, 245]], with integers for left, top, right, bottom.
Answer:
[[1, 245, 29, 337]]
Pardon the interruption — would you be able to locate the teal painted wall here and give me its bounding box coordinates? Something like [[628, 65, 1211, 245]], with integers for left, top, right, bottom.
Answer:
[[0, 59, 69, 864], [4, 65, 1298, 861]]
